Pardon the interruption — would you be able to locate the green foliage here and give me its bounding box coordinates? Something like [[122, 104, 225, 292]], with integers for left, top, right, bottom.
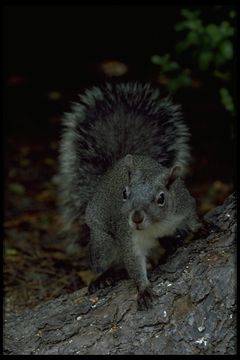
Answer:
[[220, 88, 235, 116], [150, 54, 191, 93], [166, 70, 192, 93], [151, 7, 236, 117], [175, 10, 235, 71], [151, 54, 179, 72]]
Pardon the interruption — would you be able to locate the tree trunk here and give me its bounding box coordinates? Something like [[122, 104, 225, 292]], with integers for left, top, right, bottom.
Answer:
[[3, 193, 236, 355]]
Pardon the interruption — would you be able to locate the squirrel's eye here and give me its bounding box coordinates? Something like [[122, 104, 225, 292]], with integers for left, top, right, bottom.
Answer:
[[157, 192, 165, 206], [123, 188, 128, 201]]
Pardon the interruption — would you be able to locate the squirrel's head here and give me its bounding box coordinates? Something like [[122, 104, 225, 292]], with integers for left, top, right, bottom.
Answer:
[[121, 154, 182, 231]]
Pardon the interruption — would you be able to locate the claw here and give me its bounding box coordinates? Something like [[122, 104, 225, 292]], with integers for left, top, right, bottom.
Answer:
[[137, 286, 156, 310], [88, 274, 116, 294]]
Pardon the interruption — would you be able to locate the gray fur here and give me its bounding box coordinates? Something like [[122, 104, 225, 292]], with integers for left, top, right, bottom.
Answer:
[[58, 82, 200, 308]]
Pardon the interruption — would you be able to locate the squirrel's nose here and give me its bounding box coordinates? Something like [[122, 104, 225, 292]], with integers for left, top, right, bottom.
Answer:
[[132, 210, 144, 224]]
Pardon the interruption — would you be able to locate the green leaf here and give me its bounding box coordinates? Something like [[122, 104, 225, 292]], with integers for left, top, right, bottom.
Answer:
[[151, 54, 171, 67], [220, 87, 235, 114], [220, 40, 233, 60], [180, 9, 201, 20], [198, 51, 213, 70], [186, 31, 199, 45], [166, 79, 178, 94], [151, 55, 163, 65], [175, 21, 187, 32], [186, 19, 202, 31], [180, 9, 193, 19], [220, 21, 235, 37], [166, 71, 192, 94], [213, 70, 230, 81], [161, 53, 170, 63], [178, 72, 192, 86], [176, 40, 191, 52], [168, 62, 180, 71], [205, 24, 222, 44]]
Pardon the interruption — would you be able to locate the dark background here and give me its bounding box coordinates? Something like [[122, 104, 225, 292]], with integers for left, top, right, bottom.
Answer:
[[4, 5, 236, 313], [5, 5, 184, 137], [4, 5, 236, 178]]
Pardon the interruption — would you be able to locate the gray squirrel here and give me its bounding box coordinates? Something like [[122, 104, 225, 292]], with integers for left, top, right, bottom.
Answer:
[[58, 82, 200, 310]]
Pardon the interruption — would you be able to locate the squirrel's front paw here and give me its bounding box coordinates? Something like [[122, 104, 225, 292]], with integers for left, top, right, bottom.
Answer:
[[88, 273, 116, 294], [137, 285, 156, 311]]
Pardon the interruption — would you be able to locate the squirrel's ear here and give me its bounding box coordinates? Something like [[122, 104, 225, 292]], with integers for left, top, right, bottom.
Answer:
[[165, 164, 182, 188], [125, 154, 134, 169], [170, 164, 182, 178], [125, 154, 141, 181]]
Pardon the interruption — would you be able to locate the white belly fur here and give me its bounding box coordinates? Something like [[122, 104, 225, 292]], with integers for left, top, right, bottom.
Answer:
[[132, 215, 184, 257]]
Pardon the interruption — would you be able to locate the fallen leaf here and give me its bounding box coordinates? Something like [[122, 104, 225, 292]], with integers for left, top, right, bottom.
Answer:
[[78, 270, 96, 286], [89, 295, 99, 304], [100, 60, 128, 77], [8, 183, 26, 195], [5, 247, 18, 256], [111, 323, 120, 332], [36, 190, 55, 202]]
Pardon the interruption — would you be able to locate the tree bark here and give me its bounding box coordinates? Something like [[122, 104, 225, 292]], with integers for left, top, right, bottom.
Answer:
[[3, 193, 236, 355]]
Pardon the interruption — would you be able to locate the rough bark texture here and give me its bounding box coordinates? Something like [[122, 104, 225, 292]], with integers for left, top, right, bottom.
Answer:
[[3, 193, 236, 355]]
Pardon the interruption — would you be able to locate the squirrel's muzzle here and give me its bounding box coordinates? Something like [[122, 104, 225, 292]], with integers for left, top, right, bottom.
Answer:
[[132, 210, 144, 224]]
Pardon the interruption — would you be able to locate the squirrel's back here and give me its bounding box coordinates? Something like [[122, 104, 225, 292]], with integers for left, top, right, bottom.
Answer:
[[59, 82, 190, 229]]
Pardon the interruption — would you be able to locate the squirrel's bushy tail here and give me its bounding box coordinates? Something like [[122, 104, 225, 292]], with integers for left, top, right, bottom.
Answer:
[[59, 82, 190, 229]]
